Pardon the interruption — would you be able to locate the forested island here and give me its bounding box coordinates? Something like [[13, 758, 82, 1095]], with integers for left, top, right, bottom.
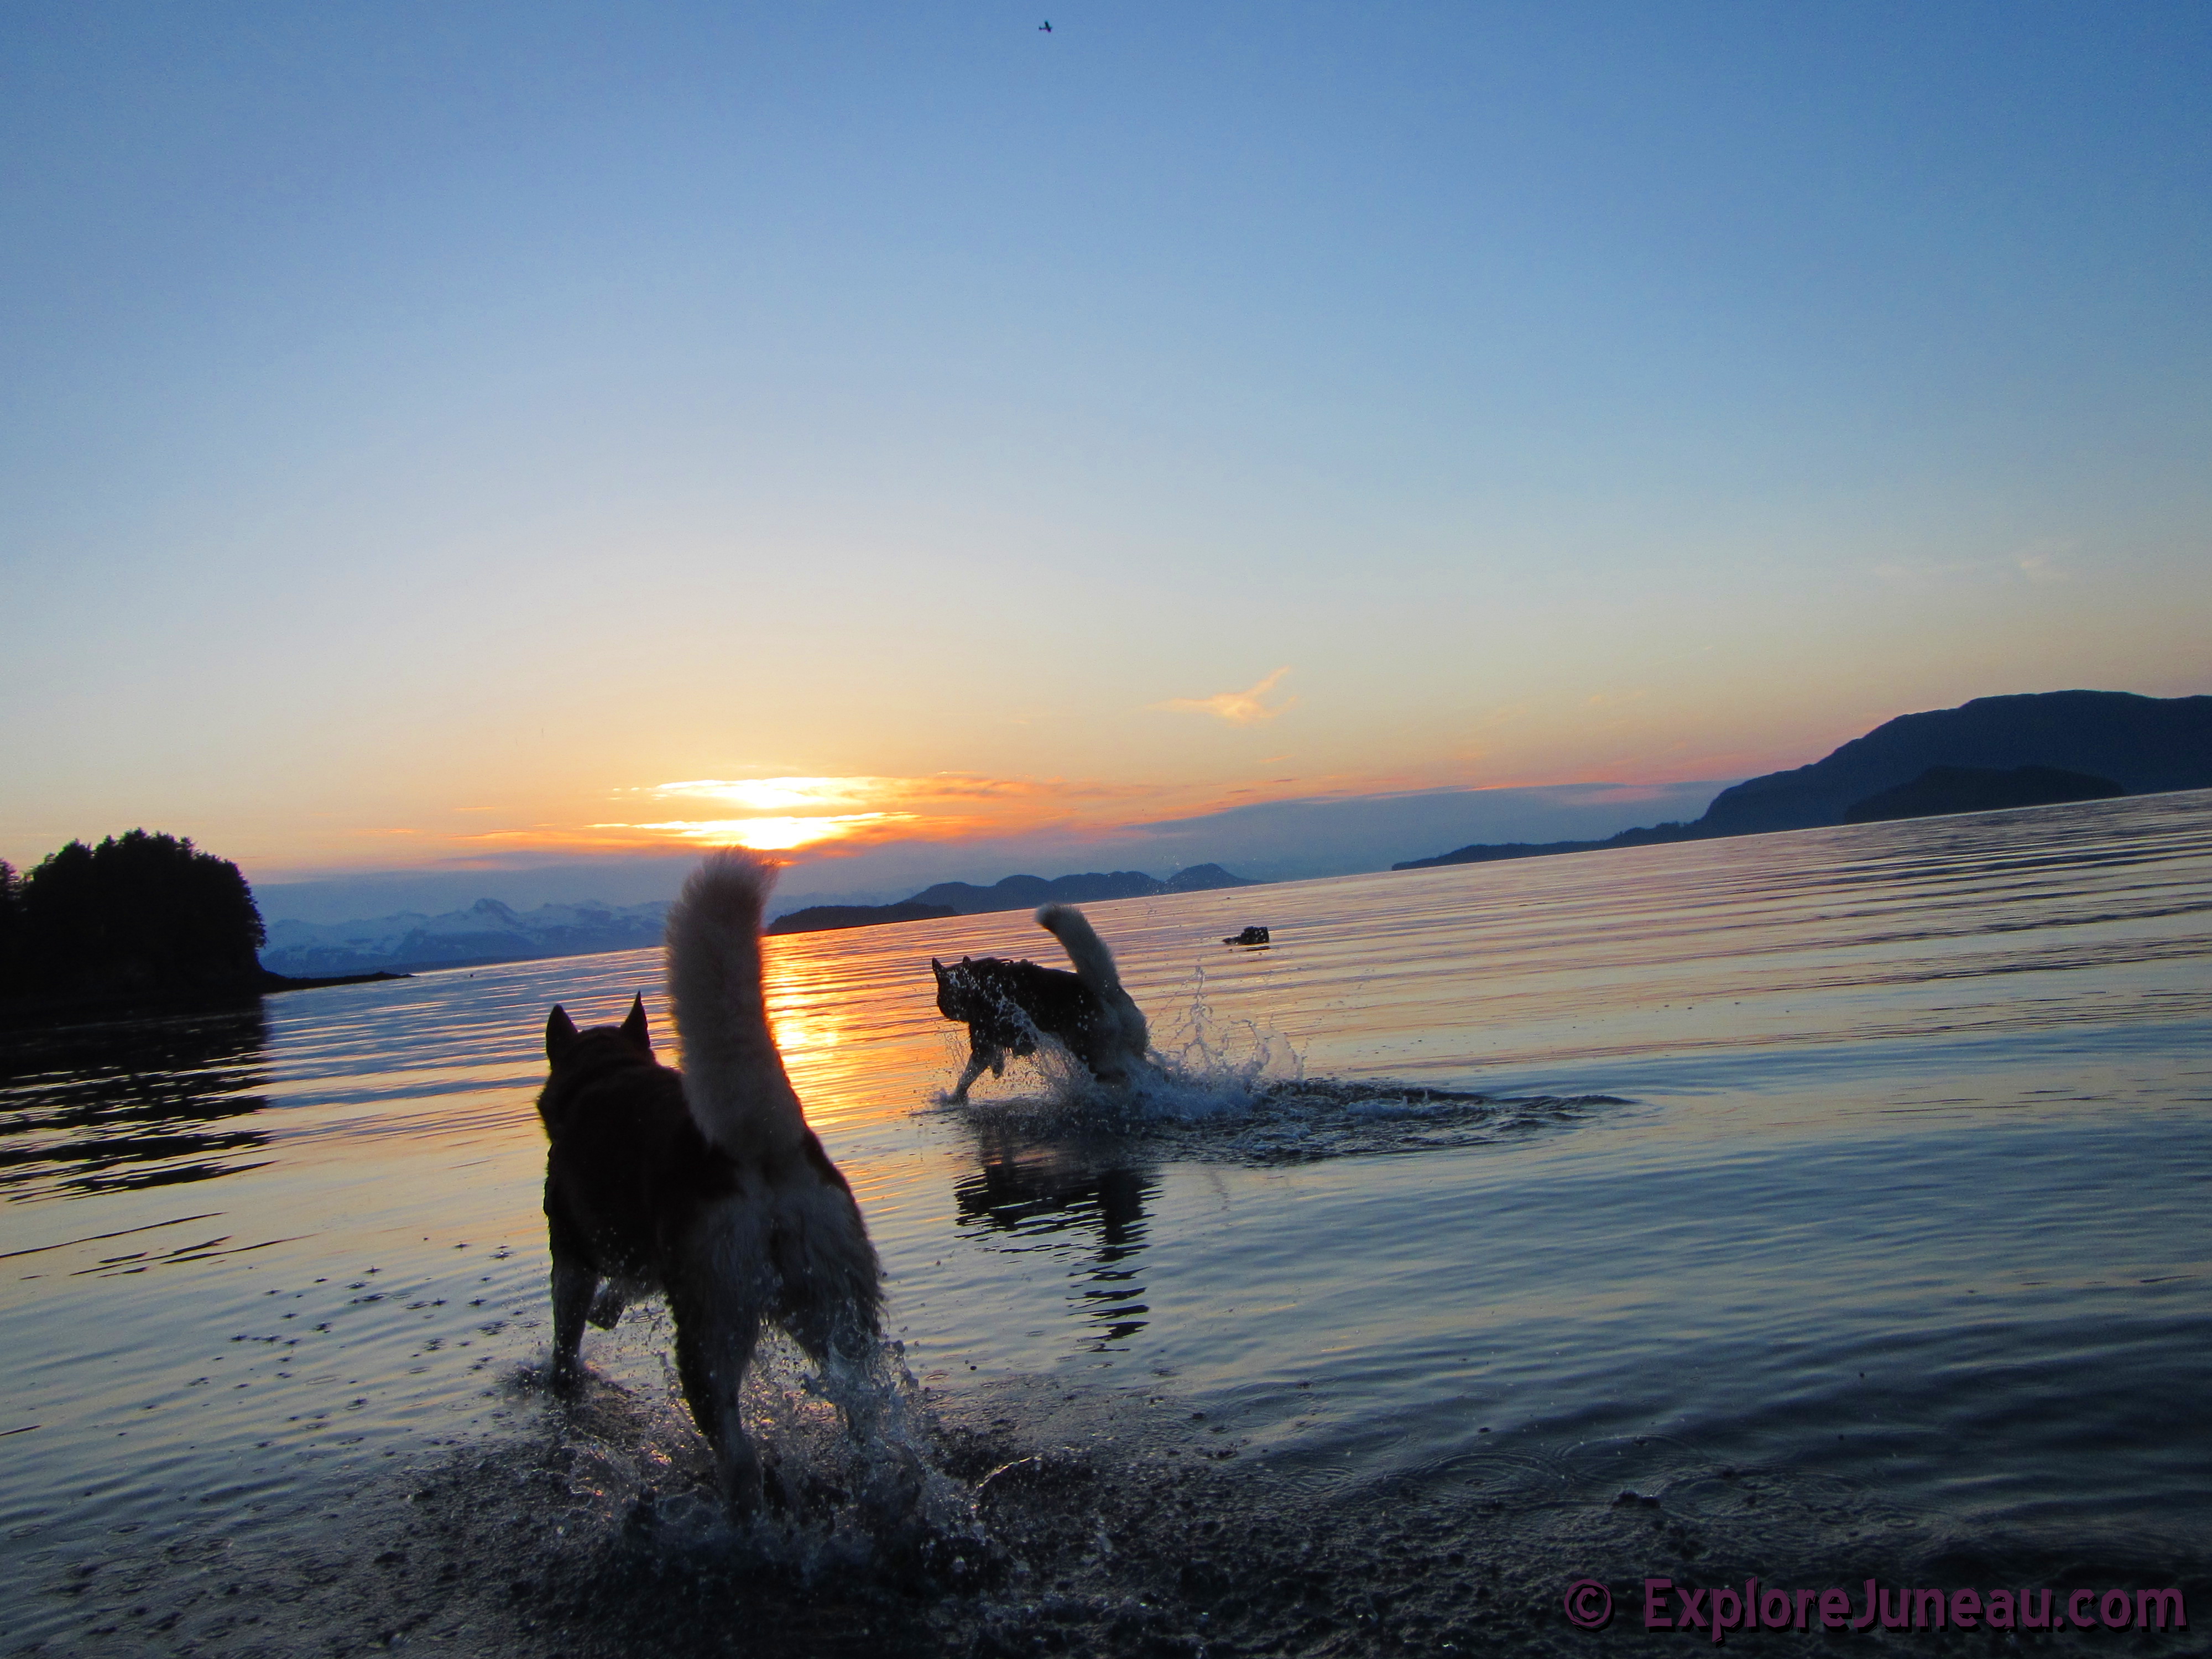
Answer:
[[0, 830, 395, 1013]]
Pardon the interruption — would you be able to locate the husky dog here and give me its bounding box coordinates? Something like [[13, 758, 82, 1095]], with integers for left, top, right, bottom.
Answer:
[[932, 903, 1151, 1101], [535, 850, 882, 1507]]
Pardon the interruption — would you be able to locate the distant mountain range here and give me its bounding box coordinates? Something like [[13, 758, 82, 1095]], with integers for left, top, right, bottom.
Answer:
[[259, 691, 2208, 969], [259, 898, 670, 977], [259, 864, 1265, 969], [767, 864, 1259, 935], [1395, 690, 2212, 871]]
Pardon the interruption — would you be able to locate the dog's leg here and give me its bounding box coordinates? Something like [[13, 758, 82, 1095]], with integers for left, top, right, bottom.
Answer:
[[671, 1286, 766, 1510], [587, 1282, 629, 1330], [550, 1256, 597, 1389], [1086, 1043, 1132, 1088], [781, 1291, 917, 1517], [782, 1294, 880, 1425], [951, 1042, 997, 1103]]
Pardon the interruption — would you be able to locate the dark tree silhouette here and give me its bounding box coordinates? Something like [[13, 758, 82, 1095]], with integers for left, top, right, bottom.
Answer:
[[17, 831, 267, 1000], [0, 860, 22, 995]]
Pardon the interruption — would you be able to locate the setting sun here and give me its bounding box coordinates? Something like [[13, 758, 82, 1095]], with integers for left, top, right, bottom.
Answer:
[[620, 813, 908, 851]]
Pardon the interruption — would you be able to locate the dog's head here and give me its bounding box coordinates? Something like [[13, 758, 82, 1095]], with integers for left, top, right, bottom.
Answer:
[[935, 956, 1019, 1024], [931, 957, 974, 1022], [545, 994, 654, 1068]]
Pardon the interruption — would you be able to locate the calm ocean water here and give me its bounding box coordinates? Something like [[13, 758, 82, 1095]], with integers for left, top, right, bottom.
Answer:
[[4, 791, 2209, 1656]]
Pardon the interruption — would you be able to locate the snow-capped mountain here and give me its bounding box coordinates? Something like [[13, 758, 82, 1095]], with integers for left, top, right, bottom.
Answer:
[[260, 898, 670, 977]]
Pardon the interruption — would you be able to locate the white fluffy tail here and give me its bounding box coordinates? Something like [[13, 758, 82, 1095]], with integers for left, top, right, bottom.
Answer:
[[1035, 903, 1122, 990], [666, 850, 809, 1159], [1036, 902, 1151, 1060]]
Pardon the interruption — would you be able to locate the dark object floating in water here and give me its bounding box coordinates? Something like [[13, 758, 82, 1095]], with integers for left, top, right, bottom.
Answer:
[[1841, 764, 2125, 824], [1224, 926, 1271, 947]]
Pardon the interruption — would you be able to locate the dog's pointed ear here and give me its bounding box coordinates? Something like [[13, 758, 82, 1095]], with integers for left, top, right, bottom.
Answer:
[[620, 994, 652, 1056], [546, 1005, 578, 1062]]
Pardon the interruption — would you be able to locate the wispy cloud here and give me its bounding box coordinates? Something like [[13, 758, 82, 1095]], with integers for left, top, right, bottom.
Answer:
[[1871, 539, 2077, 592], [1150, 666, 1296, 726]]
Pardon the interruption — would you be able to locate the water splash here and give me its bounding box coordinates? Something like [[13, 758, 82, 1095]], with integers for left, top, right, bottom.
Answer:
[[931, 962, 1301, 1119], [933, 966, 1624, 1161], [1143, 961, 1307, 1109], [732, 1332, 982, 1565], [540, 1305, 980, 1577]]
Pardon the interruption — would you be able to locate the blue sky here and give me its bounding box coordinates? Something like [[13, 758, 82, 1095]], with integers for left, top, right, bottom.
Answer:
[[4, 2, 2206, 916]]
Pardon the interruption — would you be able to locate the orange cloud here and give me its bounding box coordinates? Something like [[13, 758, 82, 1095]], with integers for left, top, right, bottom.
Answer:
[[396, 747, 1731, 873], [249, 745, 1755, 883], [567, 773, 1164, 857]]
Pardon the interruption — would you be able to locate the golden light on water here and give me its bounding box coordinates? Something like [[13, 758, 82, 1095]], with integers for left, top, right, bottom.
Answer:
[[758, 943, 876, 1130]]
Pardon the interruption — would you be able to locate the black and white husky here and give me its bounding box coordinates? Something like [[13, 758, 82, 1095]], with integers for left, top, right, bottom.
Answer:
[[931, 903, 1151, 1101], [535, 850, 881, 1508]]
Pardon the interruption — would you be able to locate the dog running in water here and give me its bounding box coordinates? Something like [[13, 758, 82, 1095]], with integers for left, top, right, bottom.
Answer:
[[535, 850, 882, 1509], [931, 903, 1151, 1101]]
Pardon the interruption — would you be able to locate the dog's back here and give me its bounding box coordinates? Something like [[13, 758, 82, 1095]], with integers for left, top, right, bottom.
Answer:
[[934, 954, 1097, 1055], [931, 906, 1151, 1095], [536, 850, 882, 1507], [538, 998, 736, 1290]]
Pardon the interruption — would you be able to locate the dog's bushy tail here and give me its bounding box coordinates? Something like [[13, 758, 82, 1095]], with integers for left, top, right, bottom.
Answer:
[[1036, 902, 1150, 1057], [666, 850, 809, 1159], [1035, 903, 1121, 991]]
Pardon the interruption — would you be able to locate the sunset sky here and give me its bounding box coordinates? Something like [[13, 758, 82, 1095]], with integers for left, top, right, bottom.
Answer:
[[4, 3, 2206, 919]]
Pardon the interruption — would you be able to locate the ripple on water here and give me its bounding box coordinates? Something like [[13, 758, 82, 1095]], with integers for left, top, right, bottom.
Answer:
[[6, 792, 2212, 1655]]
